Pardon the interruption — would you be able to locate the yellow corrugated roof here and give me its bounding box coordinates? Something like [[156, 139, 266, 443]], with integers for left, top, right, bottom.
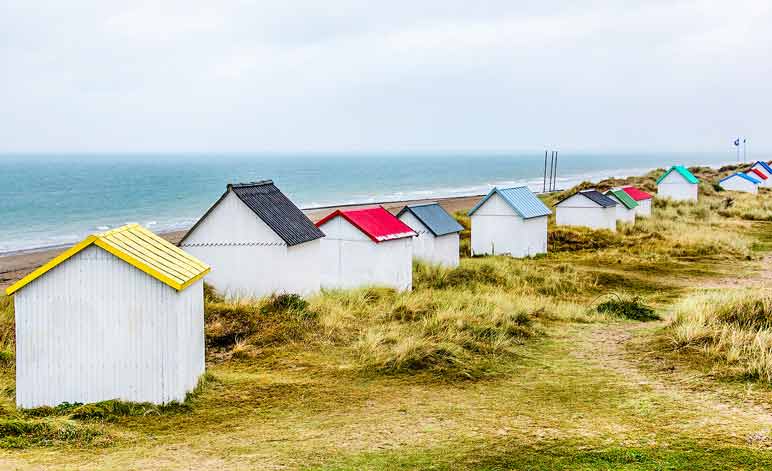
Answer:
[[6, 224, 210, 295]]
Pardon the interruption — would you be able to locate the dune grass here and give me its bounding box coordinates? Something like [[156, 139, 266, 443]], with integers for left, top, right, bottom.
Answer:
[[666, 290, 772, 381], [0, 164, 770, 468]]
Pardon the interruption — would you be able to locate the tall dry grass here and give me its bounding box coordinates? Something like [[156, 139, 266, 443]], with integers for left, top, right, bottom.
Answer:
[[668, 290, 772, 381], [0, 296, 14, 366]]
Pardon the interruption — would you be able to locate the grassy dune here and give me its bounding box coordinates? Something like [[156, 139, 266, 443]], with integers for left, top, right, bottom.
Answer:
[[0, 164, 771, 469]]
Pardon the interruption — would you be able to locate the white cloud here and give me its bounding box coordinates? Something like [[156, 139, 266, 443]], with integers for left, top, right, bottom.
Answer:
[[0, 0, 770, 152]]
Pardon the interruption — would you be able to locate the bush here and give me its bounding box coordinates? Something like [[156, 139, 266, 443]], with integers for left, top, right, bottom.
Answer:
[[595, 294, 659, 321], [548, 226, 624, 252], [205, 294, 317, 352]]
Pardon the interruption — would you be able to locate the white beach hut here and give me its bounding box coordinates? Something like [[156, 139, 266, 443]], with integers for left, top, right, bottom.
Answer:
[[747, 165, 771, 189], [180, 181, 325, 299], [719, 172, 760, 194], [6, 224, 210, 408], [467, 186, 551, 257], [316, 206, 416, 291], [555, 189, 618, 231], [397, 202, 464, 267], [622, 187, 654, 217], [604, 189, 638, 224], [656, 166, 699, 201]]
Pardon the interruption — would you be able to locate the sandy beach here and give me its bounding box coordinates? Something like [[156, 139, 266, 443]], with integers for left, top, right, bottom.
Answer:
[[0, 193, 484, 291]]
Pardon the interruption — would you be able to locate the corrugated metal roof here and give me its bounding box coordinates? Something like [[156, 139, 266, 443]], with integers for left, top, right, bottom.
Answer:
[[467, 186, 552, 219], [7, 224, 210, 295], [397, 203, 463, 237], [316, 206, 416, 243], [605, 189, 638, 210], [181, 180, 324, 247], [752, 161, 772, 174], [656, 165, 699, 184], [748, 168, 768, 180], [622, 186, 653, 201], [555, 190, 618, 208], [720, 172, 760, 184]]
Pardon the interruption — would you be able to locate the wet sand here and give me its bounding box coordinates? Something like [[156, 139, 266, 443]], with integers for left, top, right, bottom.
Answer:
[[0, 194, 483, 291]]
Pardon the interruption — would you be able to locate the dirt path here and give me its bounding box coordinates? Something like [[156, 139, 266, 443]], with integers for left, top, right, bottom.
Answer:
[[572, 255, 772, 442]]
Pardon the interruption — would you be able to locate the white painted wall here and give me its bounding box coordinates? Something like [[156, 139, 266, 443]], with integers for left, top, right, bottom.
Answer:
[[14, 246, 204, 408], [657, 171, 698, 201], [635, 199, 652, 217], [720, 176, 758, 194], [181, 191, 321, 299], [470, 193, 548, 257], [318, 216, 413, 291], [398, 211, 460, 267], [555, 194, 617, 231], [608, 195, 636, 224]]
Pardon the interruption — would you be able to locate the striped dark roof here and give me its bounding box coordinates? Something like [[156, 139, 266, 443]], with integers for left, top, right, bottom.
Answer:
[[397, 203, 464, 237], [229, 181, 324, 246], [181, 180, 324, 247], [555, 189, 618, 208]]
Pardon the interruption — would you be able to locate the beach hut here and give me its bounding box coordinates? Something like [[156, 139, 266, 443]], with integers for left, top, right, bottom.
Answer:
[[397, 202, 464, 267], [719, 172, 760, 194], [656, 165, 699, 201], [749, 161, 772, 182], [6, 224, 210, 408], [621, 186, 654, 217], [604, 189, 638, 223], [746, 167, 771, 189], [467, 186, 551, 257], [179, 181, 325, 299], [555, 189, 618, 231], [316, 206, 416, 291]]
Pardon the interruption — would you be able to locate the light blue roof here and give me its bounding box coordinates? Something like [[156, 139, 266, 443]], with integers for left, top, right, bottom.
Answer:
[[468, 186, 552, 219], [752, 161, 772, 174], [720, 172, 760, 184]]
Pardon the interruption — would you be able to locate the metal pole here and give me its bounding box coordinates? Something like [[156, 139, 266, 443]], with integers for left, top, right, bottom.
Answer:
[[543, 150, 548, 193], [743, 139, 747, 162], [553, 151, 559, 191], [550, 151, 557, 191]]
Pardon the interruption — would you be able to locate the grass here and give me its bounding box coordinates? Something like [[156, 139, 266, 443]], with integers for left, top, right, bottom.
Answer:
[[0, 164, 771, 468], [666, 290, 772, 381]]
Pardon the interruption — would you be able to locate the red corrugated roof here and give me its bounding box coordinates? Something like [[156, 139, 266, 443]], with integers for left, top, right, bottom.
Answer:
[[316, 206, 417, 243], [622, 186, 653, 201], [748, 168, 768, 180]]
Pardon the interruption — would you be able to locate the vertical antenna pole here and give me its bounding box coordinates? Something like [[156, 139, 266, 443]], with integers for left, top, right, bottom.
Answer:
[[543, 150, 548, 193], [553, 151, 559, 191]]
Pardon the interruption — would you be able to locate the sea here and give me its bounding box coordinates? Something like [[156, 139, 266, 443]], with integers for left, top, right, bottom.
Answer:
[[0, 151, 745, 254]]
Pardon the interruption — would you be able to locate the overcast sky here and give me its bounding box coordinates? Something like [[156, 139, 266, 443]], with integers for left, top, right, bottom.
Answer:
[[1, 1, 769, 153]]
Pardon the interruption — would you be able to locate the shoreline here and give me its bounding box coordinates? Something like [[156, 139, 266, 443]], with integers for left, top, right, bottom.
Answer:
[[0, 193, 488, 290]]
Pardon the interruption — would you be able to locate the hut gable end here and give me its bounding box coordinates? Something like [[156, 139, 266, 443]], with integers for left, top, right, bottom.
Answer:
[[473, 192, 519, 217], [181, 191, 285, 246]]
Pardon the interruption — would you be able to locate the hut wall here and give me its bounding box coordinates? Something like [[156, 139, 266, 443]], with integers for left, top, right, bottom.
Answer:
[[318, 217, 413, 291], [720, 177, 758, 194], [398, 211, 460, 267], [14, 246, 204, 408], [181, 191, 321, 298], [555, 194, 617, 231], [657, 172, 698, 201], [470, 194, 547, 257]]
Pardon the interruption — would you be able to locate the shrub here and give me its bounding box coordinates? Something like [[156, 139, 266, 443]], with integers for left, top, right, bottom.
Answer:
[[0, 418, 103, 448], [548, 226, 624, 252], [595, 294, 659, 321]]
